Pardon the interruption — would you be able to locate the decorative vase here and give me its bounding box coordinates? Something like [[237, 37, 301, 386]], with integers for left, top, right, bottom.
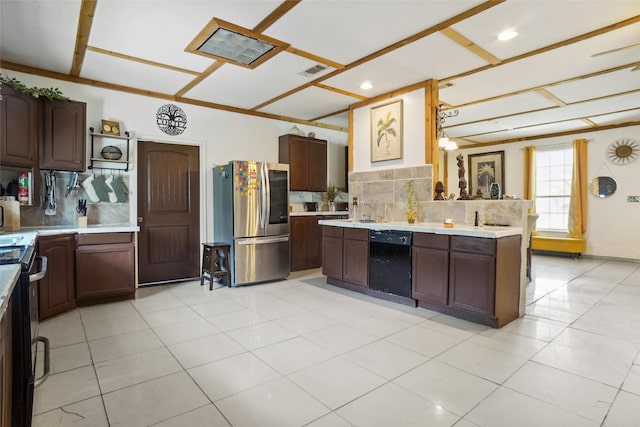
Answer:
[[329, 202, 336, 211], [490, 182, 501, 200]]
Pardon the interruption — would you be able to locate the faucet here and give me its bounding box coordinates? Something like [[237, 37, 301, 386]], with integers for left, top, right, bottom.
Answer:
[[361, 203, 377, 222]]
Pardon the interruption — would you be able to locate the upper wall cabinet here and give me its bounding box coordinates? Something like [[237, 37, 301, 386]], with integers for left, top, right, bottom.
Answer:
[[40, 100, 86, 171], [279, 134, 327, 192], [0, 85, 38, 168]]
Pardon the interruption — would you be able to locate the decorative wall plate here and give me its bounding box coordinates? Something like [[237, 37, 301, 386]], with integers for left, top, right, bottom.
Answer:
[[156, 104, 187, 136], [607, 138, 639, 165]]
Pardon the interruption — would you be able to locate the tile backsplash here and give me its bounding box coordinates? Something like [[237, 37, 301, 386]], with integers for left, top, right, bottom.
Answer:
[[20, 171, 130, 227]]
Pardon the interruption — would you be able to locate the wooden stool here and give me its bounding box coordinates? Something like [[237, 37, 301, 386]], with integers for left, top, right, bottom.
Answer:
[[201, 243, 231, 290]]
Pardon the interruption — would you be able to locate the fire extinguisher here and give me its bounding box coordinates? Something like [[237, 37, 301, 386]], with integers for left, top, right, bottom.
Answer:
[[18, 173, 29, 205]]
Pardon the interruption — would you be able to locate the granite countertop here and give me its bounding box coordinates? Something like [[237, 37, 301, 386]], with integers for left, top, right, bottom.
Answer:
[[0, 264, 21, 320], [318, 219, 522, 238], [290, 211, 349, 217]]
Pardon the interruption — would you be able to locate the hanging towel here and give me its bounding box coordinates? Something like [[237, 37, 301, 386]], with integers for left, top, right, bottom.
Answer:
[[105, 176, 118, 203], [92, 175, 112, 202], [81, 174, 100, 203], [110, 176, 129, 203]]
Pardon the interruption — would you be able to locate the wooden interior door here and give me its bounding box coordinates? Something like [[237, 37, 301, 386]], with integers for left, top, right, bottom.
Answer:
[[138, 141, 200, 284]]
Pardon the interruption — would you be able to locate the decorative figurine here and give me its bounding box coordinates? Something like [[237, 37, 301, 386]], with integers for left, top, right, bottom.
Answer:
[[456, 154, 471, 200], [434, 181, 445, 200]]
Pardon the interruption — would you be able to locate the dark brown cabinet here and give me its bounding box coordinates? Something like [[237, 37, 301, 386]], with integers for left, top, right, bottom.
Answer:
[[321, 226, 368, 289], [413, 233, 521, 327], [291, 216, 324, 271], [37, 234, 76, 320], [279, 134, 327, 192], [40, 100, 86, 171], [0, 85, 38, 168], [412, 233, 449, 305], [0, 294, 13, 427], [322, 226, 343, 279], [76, 233, 135, 302], [342, 228, 368, 287]]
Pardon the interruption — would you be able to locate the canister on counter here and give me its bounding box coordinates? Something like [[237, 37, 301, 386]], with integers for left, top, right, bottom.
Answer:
[[18, 172, 30, 205]]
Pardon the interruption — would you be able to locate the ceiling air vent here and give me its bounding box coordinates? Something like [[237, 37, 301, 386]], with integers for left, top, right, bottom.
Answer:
[[438, 82, 454, 90], [299, 64, 328, 77]]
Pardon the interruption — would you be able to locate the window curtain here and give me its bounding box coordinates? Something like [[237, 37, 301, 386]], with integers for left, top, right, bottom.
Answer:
[[567, 139, 588, 238], [523, 145, 536, 202]]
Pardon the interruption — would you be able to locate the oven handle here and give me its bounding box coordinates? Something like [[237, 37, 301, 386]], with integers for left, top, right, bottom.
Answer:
[[34, 336, 50, 388], [29, 255, 47, 282]]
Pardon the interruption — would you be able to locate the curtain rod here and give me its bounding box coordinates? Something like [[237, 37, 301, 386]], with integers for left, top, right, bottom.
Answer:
[[520, 138, 592, 150]]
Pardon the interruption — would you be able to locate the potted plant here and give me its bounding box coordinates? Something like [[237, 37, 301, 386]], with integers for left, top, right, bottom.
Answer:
[[327, 184, 339, 211]]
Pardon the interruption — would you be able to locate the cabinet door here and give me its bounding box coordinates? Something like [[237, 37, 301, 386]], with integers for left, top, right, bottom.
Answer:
[[322, 235, 343, 279], [76, 243, 135, 301], [449, 251, 495, 316], [0, 86, 38, 168], [308, 140, 327, 191], [290, 216, 309, 271], [412, 246, 449, 305], [308, 216, 324, 268], [38, 234, 76, 320], [40, 100, 86, 171], [343, 238, 368, 287], [287, 138, 309, 191], [0, 298, 12, 427]]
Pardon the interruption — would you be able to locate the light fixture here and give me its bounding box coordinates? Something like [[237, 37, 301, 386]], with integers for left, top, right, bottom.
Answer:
[[498, 29, 518, 41], [186, 18, 289, 69], [360, 81, 373, 90], [436, 104, 459, 150]]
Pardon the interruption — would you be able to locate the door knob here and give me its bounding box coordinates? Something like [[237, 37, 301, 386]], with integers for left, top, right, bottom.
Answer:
[[137, 217, 143, 223]]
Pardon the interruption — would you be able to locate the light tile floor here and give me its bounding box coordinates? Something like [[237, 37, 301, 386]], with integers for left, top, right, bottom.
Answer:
[[33, 255, 640, 426]]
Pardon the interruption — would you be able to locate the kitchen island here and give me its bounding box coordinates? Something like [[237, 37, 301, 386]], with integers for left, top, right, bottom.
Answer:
[[318, 219, 523, 328]]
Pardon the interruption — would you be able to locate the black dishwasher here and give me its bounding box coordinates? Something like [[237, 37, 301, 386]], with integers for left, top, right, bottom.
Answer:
[[369, 230, 412, 299]]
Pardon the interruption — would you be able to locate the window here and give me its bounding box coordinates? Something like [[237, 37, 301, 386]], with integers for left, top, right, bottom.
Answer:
[[535, 146, 573, 231]]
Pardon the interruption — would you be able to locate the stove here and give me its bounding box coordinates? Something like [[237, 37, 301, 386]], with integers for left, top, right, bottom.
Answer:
[[0, 245, 33, 266]]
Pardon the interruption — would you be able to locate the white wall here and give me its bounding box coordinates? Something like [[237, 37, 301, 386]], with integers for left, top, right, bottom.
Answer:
[[352, 89, 425, 172], [2, 70, 348, 241], [444, 126, 640, 260]]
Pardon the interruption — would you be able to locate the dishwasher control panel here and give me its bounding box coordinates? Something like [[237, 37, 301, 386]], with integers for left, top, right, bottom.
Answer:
[[369, 230, 412, 246]]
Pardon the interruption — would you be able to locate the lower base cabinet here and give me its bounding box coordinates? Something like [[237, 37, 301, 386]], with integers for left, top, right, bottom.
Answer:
[[413, 233, 521, 327], [322, 226, 368, 289], [0, 295, 13, 427], [76, 233, 135, 302], [38, 234, 76, 320]]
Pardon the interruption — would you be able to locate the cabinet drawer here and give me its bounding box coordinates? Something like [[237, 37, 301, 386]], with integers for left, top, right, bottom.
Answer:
[[77, 232, 133, 245], [322, 226, 343, 238], [450, 236, 495, 255], [413, 233, 449, 250], [344, 228, 368, 241]]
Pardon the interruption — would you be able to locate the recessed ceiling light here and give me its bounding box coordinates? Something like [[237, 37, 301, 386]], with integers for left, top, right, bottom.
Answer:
[[360, 81, 373, 90], [498, 29, 518, 41]]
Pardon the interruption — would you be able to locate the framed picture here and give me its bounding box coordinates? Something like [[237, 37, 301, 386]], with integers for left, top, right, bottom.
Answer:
[[101, 120, 121, 135], [371, 100, 402, 162], [468, 151, 505, 199]]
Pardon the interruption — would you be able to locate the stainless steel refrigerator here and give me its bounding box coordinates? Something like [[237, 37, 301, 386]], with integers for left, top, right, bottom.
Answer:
[[213, 161, 290, 286]]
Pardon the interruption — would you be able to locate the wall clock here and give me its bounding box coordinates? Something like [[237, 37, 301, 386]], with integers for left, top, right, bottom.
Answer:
[[607, 138, 639, 165], [156, 104, 187, 136]]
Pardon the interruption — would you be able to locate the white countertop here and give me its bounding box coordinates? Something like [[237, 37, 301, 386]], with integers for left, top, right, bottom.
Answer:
[[290, 211, 349, 217], [318, 219, 522, 238], [21, 224, 140, 236], [0, 264, 21, 319]]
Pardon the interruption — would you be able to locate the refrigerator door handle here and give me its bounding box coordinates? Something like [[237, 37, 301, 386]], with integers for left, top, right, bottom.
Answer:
[[260, 163, 268, 229], [237, 236, 289, 245]]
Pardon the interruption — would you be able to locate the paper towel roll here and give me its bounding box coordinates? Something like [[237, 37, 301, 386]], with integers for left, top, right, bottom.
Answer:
[[0, 200, 20, 231]]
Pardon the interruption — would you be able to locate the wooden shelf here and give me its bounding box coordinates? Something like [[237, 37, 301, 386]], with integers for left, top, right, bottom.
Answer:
[[89, 127, 132, 171]]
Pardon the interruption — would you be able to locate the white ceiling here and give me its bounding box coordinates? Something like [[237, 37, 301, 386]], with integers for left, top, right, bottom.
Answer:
[[1, 0, 638, 147]]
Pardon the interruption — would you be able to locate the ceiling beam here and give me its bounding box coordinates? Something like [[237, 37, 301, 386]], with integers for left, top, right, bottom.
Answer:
[[87, 46, 200, 75], [313, 83, 368, 101], [70, 0, 98, 76], [285, 47, 345, 70], [0, 60, 347, 132], [460, 121, 640, 148], [440, 27, 501, 65], [253, 0, 301, 33]]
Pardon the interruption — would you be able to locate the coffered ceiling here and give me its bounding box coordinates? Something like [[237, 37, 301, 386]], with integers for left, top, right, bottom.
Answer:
[[1, 0, 638, 147]]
